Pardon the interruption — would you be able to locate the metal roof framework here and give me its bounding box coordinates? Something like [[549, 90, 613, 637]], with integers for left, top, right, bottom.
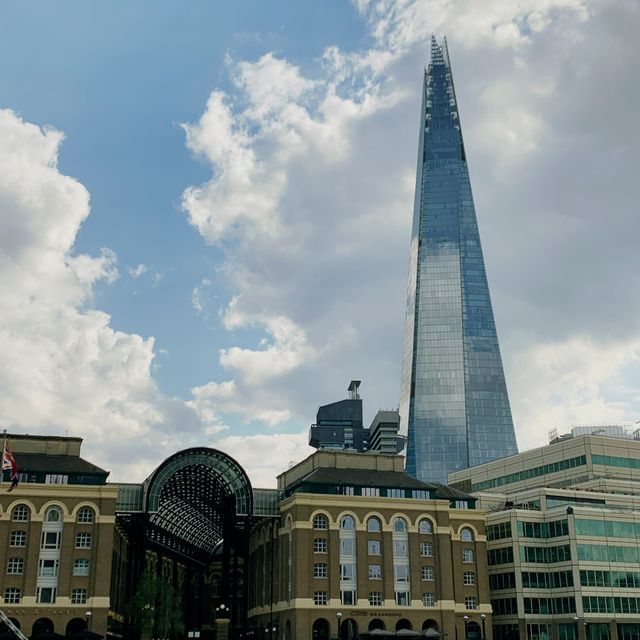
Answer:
[[142, 448, 253, 556]]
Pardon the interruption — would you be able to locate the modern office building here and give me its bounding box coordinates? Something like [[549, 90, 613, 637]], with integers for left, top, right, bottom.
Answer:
[[0, 434, 117, 638], [449, 431, 640, 640], [399, 36, 518, 483], [308, 381, 401, 454], [248, 450, 491, 640], [309, 381, 367, 452], [368, 411, 402, 455]]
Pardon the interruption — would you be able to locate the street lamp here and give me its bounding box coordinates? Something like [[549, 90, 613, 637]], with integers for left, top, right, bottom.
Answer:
[[84, 611, 92, 632], [573, 616, 579, 640], [216, 604, 228, 619], [336, 612, 343, 640], [480, 613, 486, 640], [463, 615, 469, 640]]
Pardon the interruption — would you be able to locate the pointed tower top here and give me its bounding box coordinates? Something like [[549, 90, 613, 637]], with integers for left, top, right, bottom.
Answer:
[[430, 35, 445, 66]]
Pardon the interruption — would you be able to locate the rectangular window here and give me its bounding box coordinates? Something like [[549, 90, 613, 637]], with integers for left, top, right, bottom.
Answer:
[[395, 591, 410, 606], [71, 588, 87, 605], [77, 508, 95, 524], [463, 549, 474, 563], [368, 540, 381, 555], [75, 532, 92, 549], [9, 531, 26, 547], [369, 564, 382, 579], [463, 572, 476, 585], [41, 531, 61, 550], [36, 587, 56, 604], [341, 590, 356, 605], [394, 565, 410, 582], [314, 538, 327, 554], [4, 588, 20, 604], [420, 542, 433, 557], [340, 564, 355, 581], [369, 592, 383, 606], [465, 596, 477, 610], [38, 559, 59, 577], [362, 487, 380, 497], [6, 558, 24, 575], [340, 539, 355, 556], [387, 489, 404, 498], [421, 566, 434, 581], [313, 591, 328, 606], [339, 486, 355, 496], [73, 559, 90, 577], [45, 474, 68, 484], [313, 563, 327, 579], [412, 490, 429, 500], [393, 541, 408, 557], [12, 506, 29, 522], [422, 593, 436, 606]]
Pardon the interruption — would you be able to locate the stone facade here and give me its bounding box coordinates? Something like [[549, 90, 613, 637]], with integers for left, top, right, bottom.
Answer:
[[248, 451, 491, 640], [0, 435, 116, 637]]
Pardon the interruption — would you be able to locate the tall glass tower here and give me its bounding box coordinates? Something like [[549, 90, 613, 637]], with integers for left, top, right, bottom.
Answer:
[[399, 37, 518, 484]]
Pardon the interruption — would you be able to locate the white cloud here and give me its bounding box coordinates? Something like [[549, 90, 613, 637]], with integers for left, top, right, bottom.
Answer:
[[212, 430, 313, 488], [219, 297, 315, 384], [128, 263, 149, 278], [182, 0, 640, 461], [181, 90, 286, 244], [510, 336, 640, 451], [354, 0, 589, 52], [0, 109, 221, 481]]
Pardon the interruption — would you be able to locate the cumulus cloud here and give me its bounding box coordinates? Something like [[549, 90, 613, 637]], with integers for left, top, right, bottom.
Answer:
[[182, 0, 640, 457], [355, 0, 589, 52], [0, 109, 219, 481], [213, 430, 313, 488], [511, 336, 640, 451]]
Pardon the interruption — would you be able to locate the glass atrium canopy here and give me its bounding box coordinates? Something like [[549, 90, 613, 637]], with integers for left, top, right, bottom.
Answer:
[[143, 447, 254, 555]]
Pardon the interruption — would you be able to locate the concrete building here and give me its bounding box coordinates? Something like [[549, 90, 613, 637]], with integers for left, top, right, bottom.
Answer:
[[449, 432, 640, 640], [0, 434, 117, 638], [308, 382, 401, 455], [248, 450, 491, 639]]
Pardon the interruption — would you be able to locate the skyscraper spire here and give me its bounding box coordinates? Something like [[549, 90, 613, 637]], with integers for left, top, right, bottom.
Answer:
[[399, 37, 518, 484]]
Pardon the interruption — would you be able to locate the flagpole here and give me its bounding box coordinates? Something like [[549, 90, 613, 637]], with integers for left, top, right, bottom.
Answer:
[[1, 429, 6, 487]]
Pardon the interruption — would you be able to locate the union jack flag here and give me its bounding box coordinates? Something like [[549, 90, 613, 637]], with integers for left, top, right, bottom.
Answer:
[[2, 443, 18, 492]]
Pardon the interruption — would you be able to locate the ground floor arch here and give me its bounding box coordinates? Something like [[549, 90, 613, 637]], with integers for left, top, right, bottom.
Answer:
[[312, 618, 330, 640]]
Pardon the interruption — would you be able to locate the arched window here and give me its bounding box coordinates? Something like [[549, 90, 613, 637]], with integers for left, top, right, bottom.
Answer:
[[45, 507, 62, 522], [11, 505, 30, 522], [419, 519, 433, 534], [369, 619, 385, 631], [312, 618, 330, 640], [32, 618, 54, 635], [460, 527, 474, 542], [367, 517, 381, 532], [340, 515, 355, 530], [77, 507, 95, 523], [393, 517, 407, 533]]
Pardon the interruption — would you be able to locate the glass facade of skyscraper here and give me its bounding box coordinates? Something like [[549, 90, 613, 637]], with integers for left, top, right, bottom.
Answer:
[[399, 37, 518, 483]]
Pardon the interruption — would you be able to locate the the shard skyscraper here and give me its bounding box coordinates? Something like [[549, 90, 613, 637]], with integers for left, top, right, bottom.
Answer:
[[399, 37, 518, 484]]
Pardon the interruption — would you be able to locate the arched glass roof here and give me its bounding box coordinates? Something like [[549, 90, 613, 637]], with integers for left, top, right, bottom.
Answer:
[[143, 448, 253, 555]]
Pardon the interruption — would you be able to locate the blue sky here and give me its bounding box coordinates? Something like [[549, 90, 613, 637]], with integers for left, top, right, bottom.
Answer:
[[1, 0, 639, 486]]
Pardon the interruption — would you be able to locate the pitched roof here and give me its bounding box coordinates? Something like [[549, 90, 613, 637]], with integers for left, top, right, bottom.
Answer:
[[293, 467, 472, 500], [13, 453, 108, 476]]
